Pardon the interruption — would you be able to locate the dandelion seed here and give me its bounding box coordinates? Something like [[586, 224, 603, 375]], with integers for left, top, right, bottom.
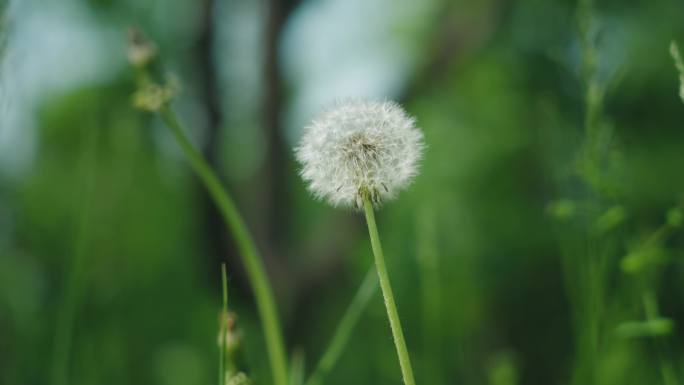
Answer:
[[295, 100, 424, 209]]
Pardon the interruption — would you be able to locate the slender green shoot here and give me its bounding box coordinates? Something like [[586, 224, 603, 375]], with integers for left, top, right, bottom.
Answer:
[[290, 348, 306, 385], [578, 0, 602, 142], [575, 1, 605, 383], [219, 263, 229, 385], [158, 106, 289, 385], [305, 267, 378, 385], [222, 263, 229, 314], [362, 194, 416, 385]]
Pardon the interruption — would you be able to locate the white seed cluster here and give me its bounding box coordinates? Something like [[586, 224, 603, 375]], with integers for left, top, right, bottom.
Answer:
[[296, 100, 424, 208]]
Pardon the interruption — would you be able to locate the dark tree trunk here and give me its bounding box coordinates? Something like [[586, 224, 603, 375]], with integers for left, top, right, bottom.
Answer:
[[196, 0, 235, 286]]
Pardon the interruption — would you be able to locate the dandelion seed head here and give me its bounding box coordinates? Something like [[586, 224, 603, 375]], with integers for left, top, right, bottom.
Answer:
[[296, 100, 424, 208]]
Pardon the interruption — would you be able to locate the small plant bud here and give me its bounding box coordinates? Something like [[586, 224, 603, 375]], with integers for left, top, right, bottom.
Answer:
[[616, 318, 674, 338], [132, 76, 179, 112], [218, 311, 241, 353], [226, 372, 252, 385], [667, 207, 682, 227], [547, 199, 576, 221], [127, 28, 157, 69], [592, 205, 626, 235]]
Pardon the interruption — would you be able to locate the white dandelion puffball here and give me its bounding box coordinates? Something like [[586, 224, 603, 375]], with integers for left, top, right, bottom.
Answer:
[[296, 100, 424, 208]]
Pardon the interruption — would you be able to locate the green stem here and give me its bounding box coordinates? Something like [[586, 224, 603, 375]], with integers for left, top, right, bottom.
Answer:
[[159, 107, 288, 385], [219, 263, 228, 385], [305, 267, 378, 385], [289, 348, 306, 385], [362, 195, 416, 385], [578, 0, 602, 144], [643, 292, 679, 385], [576, 1, 603, 383]]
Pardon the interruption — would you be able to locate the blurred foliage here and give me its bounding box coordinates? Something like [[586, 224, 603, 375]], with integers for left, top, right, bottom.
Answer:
[[2, 0, 684, 385]]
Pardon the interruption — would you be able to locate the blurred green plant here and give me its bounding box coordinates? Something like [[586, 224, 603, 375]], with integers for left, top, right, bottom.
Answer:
[[50, 124, 99, 385], [304, 268, 378, 385], [415, 206, 442, 385]]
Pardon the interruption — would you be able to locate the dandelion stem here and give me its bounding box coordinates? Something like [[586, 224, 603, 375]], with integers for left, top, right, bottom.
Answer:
[[362, 194, 416, 385], [305, 267, 378, 385], [158, 106, 289, 385]]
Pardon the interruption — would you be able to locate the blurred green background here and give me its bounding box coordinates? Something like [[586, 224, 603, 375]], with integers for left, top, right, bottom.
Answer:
[[2, 0, 684, 384]]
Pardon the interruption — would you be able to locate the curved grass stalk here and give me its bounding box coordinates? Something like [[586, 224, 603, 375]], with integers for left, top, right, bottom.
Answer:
[[158, 107, 288, 385]]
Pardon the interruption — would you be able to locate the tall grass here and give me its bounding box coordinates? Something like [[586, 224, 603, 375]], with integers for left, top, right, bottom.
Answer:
[[551, 3, 684, 385], [554, 1, 614, 383]]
